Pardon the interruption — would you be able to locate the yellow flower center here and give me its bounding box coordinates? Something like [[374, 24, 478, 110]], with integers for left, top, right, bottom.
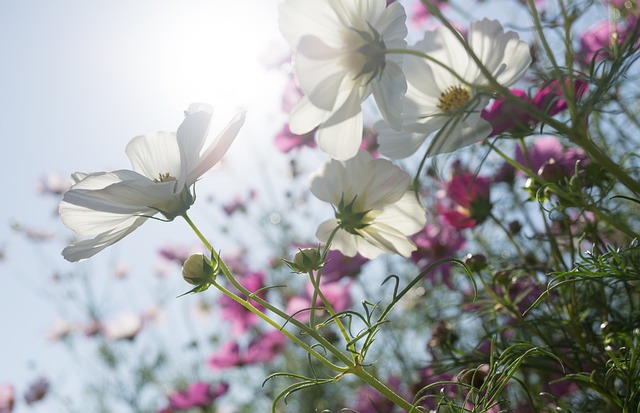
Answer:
[[154, 172, 176, 183], [437, 85, 471, 113]]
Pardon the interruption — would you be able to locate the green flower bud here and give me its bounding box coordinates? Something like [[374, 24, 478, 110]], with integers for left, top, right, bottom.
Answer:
[[182, 253, 216, 286], [284, 248, 325, 273]]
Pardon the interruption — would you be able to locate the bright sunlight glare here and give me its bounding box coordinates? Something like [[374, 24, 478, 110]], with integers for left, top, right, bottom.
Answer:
[[110, 0, 284, 113]]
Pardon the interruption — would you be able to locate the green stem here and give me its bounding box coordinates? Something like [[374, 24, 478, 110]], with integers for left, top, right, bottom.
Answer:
[[211, 280, 342, 372], [180, 213, 353, 366], [571, 131, 640, 195], [352, 366, 416, 412]]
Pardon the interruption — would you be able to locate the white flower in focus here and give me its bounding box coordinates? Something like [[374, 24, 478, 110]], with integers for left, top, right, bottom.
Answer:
[[310, 151, 426, 259], [59, 104, 246, 262], [279, 0, 407, 160], [377, 19, 532, 159]]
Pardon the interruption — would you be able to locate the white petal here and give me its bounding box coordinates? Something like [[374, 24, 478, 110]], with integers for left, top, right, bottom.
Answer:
[[316, 90, 364, 160], [177, 105, 214, 187], [60, 179, 168, 236], [316, 220, 359, 258], [359, 223, 417, 257], [371, 60, 407, 130], [186, 110, 246, 185], [352, 154, 410, 210], [62, 216, 148, 262], [126, 132, 181, 181], [289, 96, 325, 135], [376, 2, 407, 46], [426, 115, 493, 156], [279, 0, 343, 47], [309, 158, 345, 205], [377, 192, 427, 234], [376, 120, 429, 159], [295, 36, 347, 110]]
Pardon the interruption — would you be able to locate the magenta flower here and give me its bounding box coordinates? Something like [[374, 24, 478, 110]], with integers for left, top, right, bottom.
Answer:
[[0, 384, 14, 413], [409, 0, 448, 28], [286, 279, 353, 322], [245, 330, 287, 363], [321, 250, 368, 283], [206, 341, 243, 370], [159, 381, 228, 412], [354, 376, 404, 413], [482, 80, 588, 137], [274, 124, 317, 153], [438, 170, 492, 230], [207, 331, 286, 370], [531, 79, 588, 117], [515, 136, 589, 179], [410, 222, 467, 288], [222, 190, 256, 216], [219, 271, 266, 334], [23, 377, 49, 405], [579, 17, 639, 64], [158, 244, 197, 265]]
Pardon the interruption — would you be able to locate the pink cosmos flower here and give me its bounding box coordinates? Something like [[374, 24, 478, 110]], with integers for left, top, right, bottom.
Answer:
[[411, 222, 467, 288], [579, 16, 639, 64], [24, 377, 49, 405], [515, 136, 589, 179], [274, 124, 317, 153], [0, 384, 14, 413], [219, 271, 266, 334], [409, 0, 448, 28], [222, 190, 256, 216], [158, 381, 228, 412], [207, 331, 286, 370], [321, 250, 368, 282], [438, 169, 492, 230], [158, 244, 198, 265], [206, 341, 242, 370], [482, 79, 588, 137], [286, 280, 353, 322], [354, 376, 405, 413], [245, 330, 287, 363]]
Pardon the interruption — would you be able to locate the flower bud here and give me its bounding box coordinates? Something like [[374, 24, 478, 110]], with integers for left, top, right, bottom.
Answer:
[[285, 248, 325, 273], [182, 253, 216, 286], [464, 253, 487, 272]]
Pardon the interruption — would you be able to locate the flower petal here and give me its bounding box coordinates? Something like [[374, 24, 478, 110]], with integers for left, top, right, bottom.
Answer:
[[177, 104, 214, 188], [62, 216, 148, 262], [185, 109, 246, 185], [316, 220, 359, 258], [376, 192, 427, 234], [371, 60, 407, 130], [126, 131, 181, 181], [316, 90, 364, 160], [289, 96, 326, 135], [376, 121, 428, 159]]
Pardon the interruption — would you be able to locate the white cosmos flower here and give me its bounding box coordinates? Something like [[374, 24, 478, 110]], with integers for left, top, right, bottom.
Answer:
[[377, 18, 532, 159], [309, 151, 426, 259], [279, 0, 407, 160], [59, 103, 246, 262]]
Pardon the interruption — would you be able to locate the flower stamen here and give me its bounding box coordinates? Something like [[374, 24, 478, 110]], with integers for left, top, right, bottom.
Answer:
[[154, 172, 176, 183], [437, 85, 471, 113]]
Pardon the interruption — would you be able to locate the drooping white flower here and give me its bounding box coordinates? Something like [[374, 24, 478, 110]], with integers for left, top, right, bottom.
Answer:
[[309, 151, 426, 259], [279, 0, 407, 160], [59, 104, 246, 262], [377, 18, 532, 159]]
